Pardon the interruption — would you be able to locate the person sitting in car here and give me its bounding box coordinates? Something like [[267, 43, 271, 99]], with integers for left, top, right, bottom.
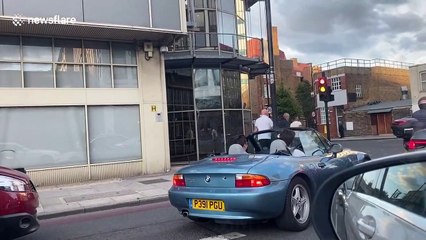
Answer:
[[228, 135, 248, 154], [279, 128, 305, 157]]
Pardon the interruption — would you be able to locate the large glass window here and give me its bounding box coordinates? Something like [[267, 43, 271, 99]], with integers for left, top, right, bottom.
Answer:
[[56, 64, 84, 88], [0, 63, 21, 87], [241, 74, 250, 109], [0, 36, 20, 61], [222, 70, 241, 109], [166, 69, 194, 111], [0, 37, 138, 89], [112, 43, 136, 65], [88, 106, 142, 163], [85, 65, 112, 88], [224, 110, 243, 150], [54, 39, 83, 63], [22, 37, 52, 62], [217, 12, 237, 49], [24, 63, 54, 88], [0, 107, 87, 169], [84, 41, 111, 64], [197, 111, 224, 157], [194, 69, 221, 109]]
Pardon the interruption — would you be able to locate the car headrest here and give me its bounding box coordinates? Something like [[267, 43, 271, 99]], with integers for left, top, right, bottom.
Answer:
[[228, 144, 248, 154], [270, 139, 287, 154]]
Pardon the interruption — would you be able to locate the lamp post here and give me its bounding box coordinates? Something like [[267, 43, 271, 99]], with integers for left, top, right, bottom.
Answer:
[[265, 0, 277, 123]]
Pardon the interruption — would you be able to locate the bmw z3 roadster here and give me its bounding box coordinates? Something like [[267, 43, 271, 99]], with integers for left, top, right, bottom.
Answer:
[[169, 128, 371, 231]]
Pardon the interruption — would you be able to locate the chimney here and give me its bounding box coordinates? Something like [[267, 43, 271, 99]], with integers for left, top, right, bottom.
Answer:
[[401, 86, 409, 100]]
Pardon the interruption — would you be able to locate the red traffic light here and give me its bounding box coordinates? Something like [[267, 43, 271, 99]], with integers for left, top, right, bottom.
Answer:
[[318, 77, 327, 93]]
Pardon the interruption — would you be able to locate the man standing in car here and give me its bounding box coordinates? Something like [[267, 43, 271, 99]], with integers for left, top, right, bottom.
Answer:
[[255, 109, 274, 149]]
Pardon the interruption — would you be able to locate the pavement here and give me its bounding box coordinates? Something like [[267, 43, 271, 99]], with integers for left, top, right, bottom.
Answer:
[[36, 166, 185, 220], [331, 133, 396, 141]]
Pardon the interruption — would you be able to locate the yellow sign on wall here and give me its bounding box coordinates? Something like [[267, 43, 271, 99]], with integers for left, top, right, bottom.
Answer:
[[151, 105, 157, 112]]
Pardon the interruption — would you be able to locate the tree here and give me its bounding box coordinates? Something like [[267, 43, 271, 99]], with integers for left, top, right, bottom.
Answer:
[[276, 87, 302, 118], [296, 81, 315, 121]]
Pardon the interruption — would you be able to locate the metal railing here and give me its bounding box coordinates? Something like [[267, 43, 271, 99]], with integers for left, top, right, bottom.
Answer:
[[168, 32, 264, 61], [314, 58, 414, 71]]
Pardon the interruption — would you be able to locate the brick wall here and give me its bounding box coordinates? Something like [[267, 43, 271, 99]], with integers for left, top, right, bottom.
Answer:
[[345, 111, 372, 136]]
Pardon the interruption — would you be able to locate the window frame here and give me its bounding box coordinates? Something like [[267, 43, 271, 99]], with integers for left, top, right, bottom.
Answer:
[[0, 35, 138, 89]]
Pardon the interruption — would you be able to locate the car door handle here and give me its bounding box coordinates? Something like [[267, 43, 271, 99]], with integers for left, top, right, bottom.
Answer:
[[356, 216, 376, 238], [318, 162, 326, 168]]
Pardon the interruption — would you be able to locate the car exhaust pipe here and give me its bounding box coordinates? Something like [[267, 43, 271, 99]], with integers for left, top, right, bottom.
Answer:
[[19, 217, 31, 229], [181, 210, 189, 217]]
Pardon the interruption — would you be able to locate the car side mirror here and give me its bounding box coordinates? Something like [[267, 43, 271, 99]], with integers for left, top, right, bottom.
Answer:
[[312, 152, 426, 240], [329, 143, 343, 157]]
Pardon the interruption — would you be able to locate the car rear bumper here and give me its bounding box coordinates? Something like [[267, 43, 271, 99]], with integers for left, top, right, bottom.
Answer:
[[0, 213, 40, 239], [168, 180, 289, 220]]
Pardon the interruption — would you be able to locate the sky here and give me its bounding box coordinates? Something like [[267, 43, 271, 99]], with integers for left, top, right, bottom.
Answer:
[[246, 0, 426, 65]]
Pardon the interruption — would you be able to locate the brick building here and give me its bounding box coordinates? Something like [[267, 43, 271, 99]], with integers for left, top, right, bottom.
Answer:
[[313, 59, 411, 138], [249, 27, 312, 119]]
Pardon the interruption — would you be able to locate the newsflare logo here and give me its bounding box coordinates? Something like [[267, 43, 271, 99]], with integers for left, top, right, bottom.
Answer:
[[12, 14, 77, 26], [12, 14, 24, 26]]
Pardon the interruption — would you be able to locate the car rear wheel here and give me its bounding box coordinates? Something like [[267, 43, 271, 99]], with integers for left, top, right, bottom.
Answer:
[[275, 177, 311, 231]]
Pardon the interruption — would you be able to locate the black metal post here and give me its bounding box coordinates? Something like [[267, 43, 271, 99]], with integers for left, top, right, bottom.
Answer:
[[325, 101, 331, 140], [265, 0, 277, 123]]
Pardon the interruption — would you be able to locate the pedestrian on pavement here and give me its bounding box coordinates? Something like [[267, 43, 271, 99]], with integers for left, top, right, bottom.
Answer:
[[412, 97, 426, 131], [290, 116, 303, 128], [255, 109, 274, 150], [338, 121, 345, 138], [277, 113, 290, 129], [307, 111, 317, 130]]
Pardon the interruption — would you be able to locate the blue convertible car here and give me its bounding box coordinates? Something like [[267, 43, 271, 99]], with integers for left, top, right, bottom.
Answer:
[[168, 128, 371, 231]]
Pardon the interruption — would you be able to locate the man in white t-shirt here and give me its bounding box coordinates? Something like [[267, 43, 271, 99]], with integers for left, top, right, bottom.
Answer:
[[290, 116, 303, 128], [255, 109, 274, 150]]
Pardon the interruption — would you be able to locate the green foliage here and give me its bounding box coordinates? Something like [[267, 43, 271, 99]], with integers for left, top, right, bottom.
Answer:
[[296, 81, 315, 120], [276, 87, 302, 118]]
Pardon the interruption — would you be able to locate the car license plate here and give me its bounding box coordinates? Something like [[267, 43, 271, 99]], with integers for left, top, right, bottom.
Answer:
[[191, 199, 225, 211]]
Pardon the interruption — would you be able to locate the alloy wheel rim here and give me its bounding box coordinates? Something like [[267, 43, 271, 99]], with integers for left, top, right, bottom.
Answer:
[[290, 184, 310, 224]]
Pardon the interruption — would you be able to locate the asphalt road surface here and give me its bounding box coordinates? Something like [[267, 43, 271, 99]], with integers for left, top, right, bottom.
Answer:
[[337, 138, 404, 159], [18, 202, 319, 240], [18, 138, 403, 240]]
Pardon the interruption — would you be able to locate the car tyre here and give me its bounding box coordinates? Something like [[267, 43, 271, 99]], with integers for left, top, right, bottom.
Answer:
[[275, 177, 311, 231]]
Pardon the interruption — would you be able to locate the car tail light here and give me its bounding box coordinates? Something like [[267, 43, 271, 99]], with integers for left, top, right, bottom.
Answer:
[[173, 174, 186, 187], [0, 175, 28, 192], [213, 157, 237, 162], [393, 119, 407, 126], [408, 139, 426, 150], [235, 174, 270, 188]]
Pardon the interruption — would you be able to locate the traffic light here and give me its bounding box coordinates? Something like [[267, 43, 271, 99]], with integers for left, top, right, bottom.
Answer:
[[318, 77, 334, 102], [318, 77, 328, 101]]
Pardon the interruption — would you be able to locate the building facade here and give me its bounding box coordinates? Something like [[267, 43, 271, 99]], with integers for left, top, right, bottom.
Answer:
[[249, 27, 313, 120], [0, 0, 186, 185], [164, 0, 268, 163], [313, 58, 411, 138], [409, 63, 426, 111]]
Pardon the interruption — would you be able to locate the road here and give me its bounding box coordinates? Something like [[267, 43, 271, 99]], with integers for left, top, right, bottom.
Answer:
[[337, 138, 404, 159], [19, 202, 319, 240], [18, 138, 402, 240]]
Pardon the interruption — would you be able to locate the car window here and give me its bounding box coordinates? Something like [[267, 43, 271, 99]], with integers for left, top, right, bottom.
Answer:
[[353, 169, 382, 197], [297, 130, 328, 156], [379, 162, 426, 217]]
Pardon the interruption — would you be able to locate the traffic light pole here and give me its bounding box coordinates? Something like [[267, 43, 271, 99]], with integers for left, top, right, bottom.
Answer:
[[265, 0, 278, 123], [324, 100, 331, 141]]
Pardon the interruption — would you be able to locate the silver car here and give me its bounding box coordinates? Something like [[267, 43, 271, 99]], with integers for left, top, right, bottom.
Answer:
[[333, 162, 425, 240]]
